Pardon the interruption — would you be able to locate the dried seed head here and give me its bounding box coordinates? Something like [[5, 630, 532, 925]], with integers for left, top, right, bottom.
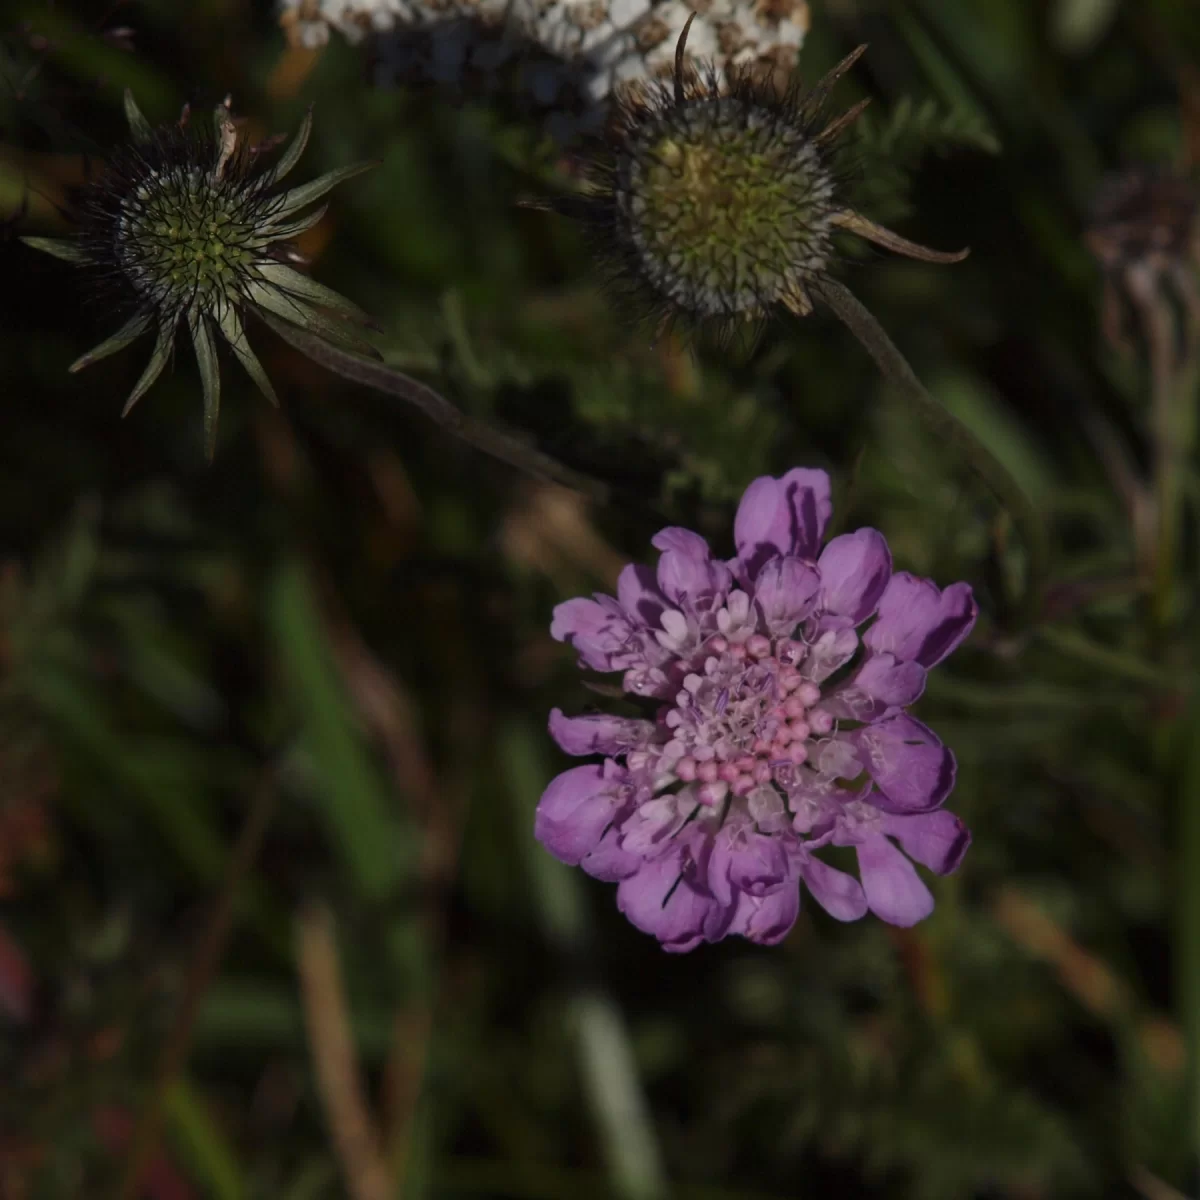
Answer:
[[531, 31, 967, 337], [617, 91, 835, 318]]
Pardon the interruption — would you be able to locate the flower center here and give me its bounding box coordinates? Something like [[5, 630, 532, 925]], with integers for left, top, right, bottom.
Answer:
[[649, 633, 835, 809], [117, 167, 260, 309], [617, 98, 836, 317]]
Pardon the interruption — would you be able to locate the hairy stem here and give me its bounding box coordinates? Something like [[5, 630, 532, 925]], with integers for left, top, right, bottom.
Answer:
[[260, 313, 614, 507], [816, 278, 1048, 625]]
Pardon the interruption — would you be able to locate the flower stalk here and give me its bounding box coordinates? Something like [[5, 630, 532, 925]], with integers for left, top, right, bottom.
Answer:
[[815, 277, 1049, 628]]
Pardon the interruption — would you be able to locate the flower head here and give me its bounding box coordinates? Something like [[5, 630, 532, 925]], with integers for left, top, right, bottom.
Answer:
[[280, 0, 808, 143], [22, 92, 376, 459], [537, 468, 976, 951], [532, 28, 967, 339]]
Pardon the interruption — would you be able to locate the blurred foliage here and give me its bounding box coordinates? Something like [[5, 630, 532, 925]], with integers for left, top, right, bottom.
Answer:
[[2, 0, 1199, 1198]]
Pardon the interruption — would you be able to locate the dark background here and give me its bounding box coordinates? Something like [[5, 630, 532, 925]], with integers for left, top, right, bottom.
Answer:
[[1, 0, 1198, 1196]]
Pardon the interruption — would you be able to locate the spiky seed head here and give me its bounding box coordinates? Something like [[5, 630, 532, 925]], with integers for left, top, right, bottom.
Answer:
[[617, 92, 835, 319], [21, 93, 377, 460], [532, 31, 967, 339]]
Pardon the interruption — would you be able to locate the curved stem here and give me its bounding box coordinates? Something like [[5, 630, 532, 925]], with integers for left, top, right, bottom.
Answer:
[[260, 313, 615, 507], [815, 278, 1048, 625]]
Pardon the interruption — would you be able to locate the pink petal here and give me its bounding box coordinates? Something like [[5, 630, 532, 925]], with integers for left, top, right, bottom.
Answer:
[[851, 714, 955, 813], [550, 595, 632, 672], [616, 563, 666, 629], [801, 628, 859, 683], [617, 853, 716, 952], [734, 469, 833, 579], [728, 887, 800, 945], [535, 764, 628, 865], [863, 573, 977, 667], [816, 528, 892, 628], [821, 654, 926, 721], [753, 555, 821, 635], [548, 708, 654, 757], [798, 855, 868, 921], [653, 528, 731, 606], [881, 810, 971, 874], [856, 835, 934, 926], [581, 826, 644, 881]]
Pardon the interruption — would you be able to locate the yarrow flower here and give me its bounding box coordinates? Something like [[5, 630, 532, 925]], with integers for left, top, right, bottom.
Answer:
[[22, 92, 376, 459], [537, 468, 977, 951], [279, 0, 809, 142]]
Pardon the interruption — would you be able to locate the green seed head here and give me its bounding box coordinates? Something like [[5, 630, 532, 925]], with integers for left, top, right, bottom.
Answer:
[[21, 93, 377, 459], [117, 164, 263, 312], [618, 97, 835, 319]]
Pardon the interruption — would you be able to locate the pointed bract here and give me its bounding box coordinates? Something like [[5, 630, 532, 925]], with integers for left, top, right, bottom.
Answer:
[[190, 311, 221, 462], [270, 160, 378, 225], [264, 107, 313, 187], [25, 96, 375, 459], [121, 319, 176, 417], [69, 310, 153, 373], [122, 89, 153, 142], [217, 304, 279, 407], [21, 236, 89, 264]]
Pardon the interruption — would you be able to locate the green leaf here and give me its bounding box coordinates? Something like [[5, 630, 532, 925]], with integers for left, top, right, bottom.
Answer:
[[262, 201, 329, 243], [67, 309, 153, 372], [123, 88, 154, 142], [270, 160, 378, 224], [263, 107, 313, 188], [248, 283, 379, 358], [266, 559, 402, 903], [165, 1080, 247, 1200], [216, 304, 278, 407], [21, 235, 89, 264], [190, 311, 222, 461], [116, 317, 177, 414], [254, 261, 376, 326]]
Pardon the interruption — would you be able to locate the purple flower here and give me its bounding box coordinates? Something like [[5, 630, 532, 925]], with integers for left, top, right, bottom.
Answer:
[[538, 468, 977, 951]]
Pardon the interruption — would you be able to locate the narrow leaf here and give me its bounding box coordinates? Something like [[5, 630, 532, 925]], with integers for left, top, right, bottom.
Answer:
[[216, 304, 278, 406], [267, 560, 401, 902], [165, 1080, 247, 1200], [69, 310, 153, 372], [254, 261, 376, 326], [269, 161, 378, 224], [262, 202, 329, 243], [120, 318, 176, 416], [830, 209, 969, 263], [247, 284, 379, 358], [21, 236, 89, 264], [190, 311, 221, 461], [123, 88, 154, 142], [264, 107, 313, 187]]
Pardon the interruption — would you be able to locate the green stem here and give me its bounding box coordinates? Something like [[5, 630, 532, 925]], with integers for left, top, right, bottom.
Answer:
[[1151, 299, 1198, 639], [816, 278, 1049, 626], [1182, 692, 1200, 1185], [260, 313, 614, 507]]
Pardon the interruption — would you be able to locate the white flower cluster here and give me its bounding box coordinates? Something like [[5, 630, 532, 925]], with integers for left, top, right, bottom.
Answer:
[[278, 0, 810, 102]]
